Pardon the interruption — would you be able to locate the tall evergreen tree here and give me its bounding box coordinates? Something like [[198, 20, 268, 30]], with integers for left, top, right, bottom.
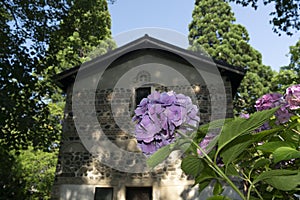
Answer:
[[188, 0, 275, 114]]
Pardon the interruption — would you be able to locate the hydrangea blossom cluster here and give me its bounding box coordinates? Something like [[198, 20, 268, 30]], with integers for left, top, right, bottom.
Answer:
[[285, 84, 300, 110], [132, 91, 200, 155], [255, 93, 284, 111], [254, 84, 300, 126], [255, 93, 291, 125]]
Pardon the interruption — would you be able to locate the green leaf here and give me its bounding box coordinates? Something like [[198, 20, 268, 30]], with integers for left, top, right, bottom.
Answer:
[[176, 138, 193, 153], [225, 164, 239, 176], [217, 108, 278, 155], [249, 197, 261, 200], [194, 163, 216, 188], [253, 158, 270, 169], [181, 155, 204, 177], [198, 118, 233, 134], [213, 181, 224, 195], [273, 146, 300, 163], [253, 170, 299, 189], [256, 141, 295, 153], [198, 180, 211, 194], [220, 134, 254, 165], [146, 144, 173, 168], [264, 172, 300, 191], [252, 126, 285, 141]]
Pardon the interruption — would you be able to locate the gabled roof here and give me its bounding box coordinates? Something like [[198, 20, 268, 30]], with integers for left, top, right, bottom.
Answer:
[[55, 34, 246, 94]]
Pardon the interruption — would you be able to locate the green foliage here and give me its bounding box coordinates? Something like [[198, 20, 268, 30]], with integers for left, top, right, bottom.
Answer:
[[148, 106, 300, 199], [273, 39, 300, 92], [15, 147, 58, 200], [181, 155, 204, 177], [188, 0, 276, 114], [46, 0, 116, 73], [235, 68, 275, 114], [227, 0, 300, 35], [0, 0, 70, 152], [0, 146, 26, 199], [253, 170, 300, 191], [2, 0, 115, 199], [147, 144, 174, 168], [271, 69, 298, 92], [0, 146, 58, 200], [217, 107, 278, 160]]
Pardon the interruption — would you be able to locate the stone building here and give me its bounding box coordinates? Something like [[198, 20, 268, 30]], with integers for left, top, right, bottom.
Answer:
[[51, 35, 245, 200]]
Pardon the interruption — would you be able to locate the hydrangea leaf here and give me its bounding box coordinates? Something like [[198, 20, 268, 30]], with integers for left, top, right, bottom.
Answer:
[[146, 144, 173, 168], [273, 146, 300, 164], [220, 134, 254, 166], [217, 107, 278, 155], [213, 181, 224, 196], [254, 170, 300, 191], [181, 155, 204, 177], [256, 141, 296, 153]]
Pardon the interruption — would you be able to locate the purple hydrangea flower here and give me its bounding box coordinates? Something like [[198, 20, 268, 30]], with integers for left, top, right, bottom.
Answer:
[[275, 105, 293, 124], [240, 113, 250, 119], [255, 93, 293, 126], [197, 134, 215, 156], [132, 91, 200, 155], [285, 84, 300, 110], [255, 93, 283, 111]]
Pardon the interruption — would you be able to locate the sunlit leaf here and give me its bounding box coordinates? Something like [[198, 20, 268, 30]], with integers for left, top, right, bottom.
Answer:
[[146, 144, 173, 168], [181, 155, 204, 177], [273, 146, 300, 163]]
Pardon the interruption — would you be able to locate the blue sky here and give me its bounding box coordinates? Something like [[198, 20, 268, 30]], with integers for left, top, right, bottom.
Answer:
[[108, 0, 299, 71]]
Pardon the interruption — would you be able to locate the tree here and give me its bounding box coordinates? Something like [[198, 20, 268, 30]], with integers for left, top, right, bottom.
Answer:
[[284, 39, 300, 75], [16, 147, 58, 200], [1, 0, 115, 199], [272, 39, 300, 91], [0, 0, 70, 152], [41, 0, 116, 150], [46, 0, 116, 73], [227, 0, 300, 35], [188, 0, 276, 114], [0, 146, 58, 200]]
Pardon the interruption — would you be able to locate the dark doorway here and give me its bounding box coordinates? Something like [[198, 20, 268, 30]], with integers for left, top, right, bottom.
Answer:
[[126, 187, 152, 200], [94, 187, 113, 200]]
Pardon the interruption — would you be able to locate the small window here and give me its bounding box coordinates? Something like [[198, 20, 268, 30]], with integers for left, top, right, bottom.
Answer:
[[135, 87, 151, 107], [126, 187, 152, 200], [94, 187, 113, 200]]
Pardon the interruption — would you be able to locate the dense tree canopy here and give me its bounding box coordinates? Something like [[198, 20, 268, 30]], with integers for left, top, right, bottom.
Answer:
[[1, 0, 114, 199], [0, 0, 69, 151], [46, 0, 115, 73], [0, 0, 115, 151], [227, 0, 300, 35], [189, 0, 276, 114], [272, 39, 300, 91]]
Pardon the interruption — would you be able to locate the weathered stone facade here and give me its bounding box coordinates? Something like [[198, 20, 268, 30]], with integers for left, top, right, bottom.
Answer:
[[51, 36, 244, 200]]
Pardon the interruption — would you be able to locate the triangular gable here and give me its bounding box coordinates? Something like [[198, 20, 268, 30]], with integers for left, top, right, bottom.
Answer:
[[55, 34, 245, 95]]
